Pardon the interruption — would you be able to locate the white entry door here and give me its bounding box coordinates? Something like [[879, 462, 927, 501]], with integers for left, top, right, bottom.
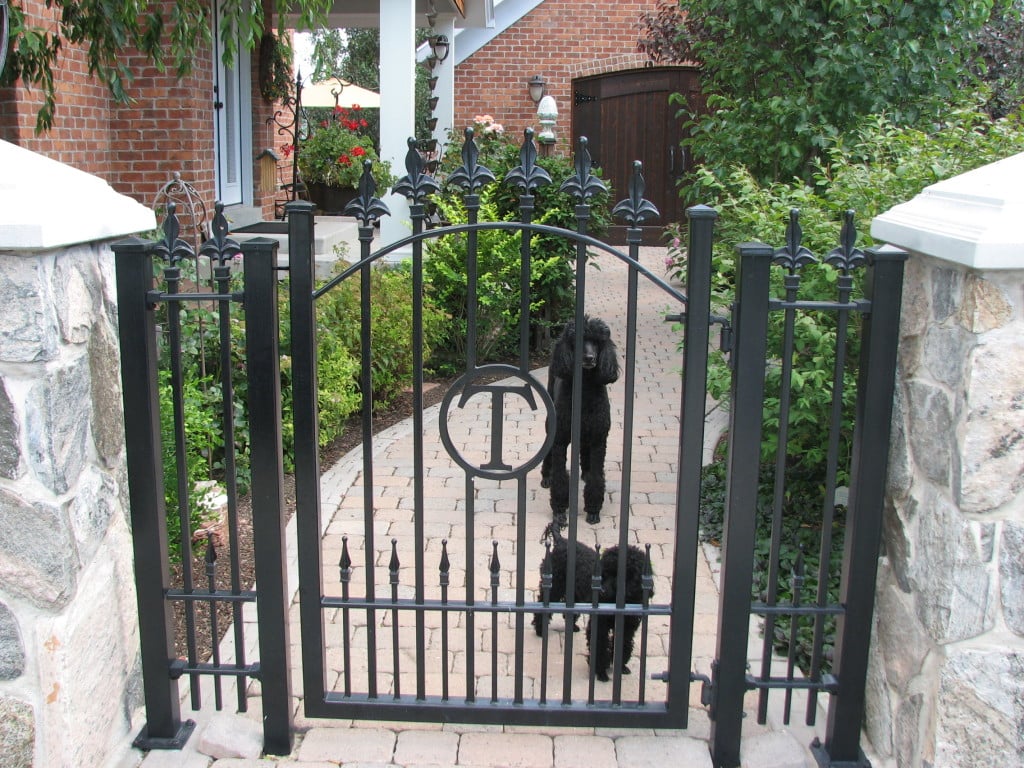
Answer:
[[213, 4, 249, 206]]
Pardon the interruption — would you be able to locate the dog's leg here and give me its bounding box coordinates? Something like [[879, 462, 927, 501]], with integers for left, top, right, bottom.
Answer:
[[548, 442, 570, 525], [618, 615, 642, 674], [588, 614, 614, 682], [583, 436, 608, 525]]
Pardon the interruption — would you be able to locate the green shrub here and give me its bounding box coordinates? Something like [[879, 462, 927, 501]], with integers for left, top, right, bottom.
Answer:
[[426, 122, 614, 365], [679, 104, 1024, 672], [156, 256, 440, 555]]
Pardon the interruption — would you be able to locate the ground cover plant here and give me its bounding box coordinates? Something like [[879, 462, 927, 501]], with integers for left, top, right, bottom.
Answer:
[[674, 104, 1024, 671]]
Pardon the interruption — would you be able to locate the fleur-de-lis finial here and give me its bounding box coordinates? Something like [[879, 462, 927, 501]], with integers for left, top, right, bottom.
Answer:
[[154, 202, 195, 266], [611, 161, 659, 225], [393, 136, 440, 204], [344, 160, 391, 226], [504, 128, 551, 193], [559, 136, 607, 203], [772, 209, 816, 272], [447, 127, 495, 194], [825, 210, 866, 274], [199, 203, 241, 266]]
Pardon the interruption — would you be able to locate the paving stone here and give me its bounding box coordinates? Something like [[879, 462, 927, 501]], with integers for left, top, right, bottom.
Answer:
[[297, 727, 396, 764], [457, 732, 553, 767], [738, 731, 813, 768], [552, 734, 616, 768], [613, 735, 712, 768], [392, 729, 460, 765]]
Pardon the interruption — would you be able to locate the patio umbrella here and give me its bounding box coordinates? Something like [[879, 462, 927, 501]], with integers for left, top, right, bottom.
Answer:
[[301, 78, 381, 109]]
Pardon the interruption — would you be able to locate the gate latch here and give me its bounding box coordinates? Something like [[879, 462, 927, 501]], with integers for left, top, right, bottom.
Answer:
[[690, 670, 713, 708], [710, 310, 733, 355]]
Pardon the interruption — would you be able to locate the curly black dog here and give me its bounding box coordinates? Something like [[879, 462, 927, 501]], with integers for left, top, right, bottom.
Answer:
[[540, 316, 620, 525], [532, 523, 651, 682]]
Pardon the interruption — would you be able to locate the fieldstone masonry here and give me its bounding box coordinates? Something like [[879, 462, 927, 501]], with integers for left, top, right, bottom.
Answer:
[[870, 152, 1024, 767], [0, 140, 155, 768]]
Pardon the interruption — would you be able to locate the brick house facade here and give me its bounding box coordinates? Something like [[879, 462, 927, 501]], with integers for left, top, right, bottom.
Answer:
[[1, 0, 284, 223], [452, 0, 660, 153], [1, 0, 673, 222]]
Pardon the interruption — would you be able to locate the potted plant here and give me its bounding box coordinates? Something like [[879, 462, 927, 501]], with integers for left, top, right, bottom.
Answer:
[[297, 105, 394, 214]]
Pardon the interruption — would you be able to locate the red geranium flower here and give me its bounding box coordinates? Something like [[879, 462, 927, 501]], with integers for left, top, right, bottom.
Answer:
[[337, 154, 352, 165], [352, 146, 366, 157]]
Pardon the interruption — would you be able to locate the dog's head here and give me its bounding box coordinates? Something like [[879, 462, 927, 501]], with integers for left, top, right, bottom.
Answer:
[[551, 316, 620, 384]]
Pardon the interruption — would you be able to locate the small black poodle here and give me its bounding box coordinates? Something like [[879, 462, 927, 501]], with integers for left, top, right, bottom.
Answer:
[[540, 316, 620, 525], [532, 523, 652, 683]]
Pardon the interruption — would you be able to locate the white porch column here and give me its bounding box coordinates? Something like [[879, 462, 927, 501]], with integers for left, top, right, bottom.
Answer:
[[379, 0, 416, 256], [432, 16, 457, 155]]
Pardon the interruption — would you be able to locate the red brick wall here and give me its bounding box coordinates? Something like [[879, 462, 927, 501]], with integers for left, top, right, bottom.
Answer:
[[454, 0, 659, 155], [1, 0, 282, 219]]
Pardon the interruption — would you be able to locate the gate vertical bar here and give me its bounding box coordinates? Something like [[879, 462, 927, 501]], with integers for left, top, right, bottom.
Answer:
[[242, 237, 294, 755], [817, 244, 907, 766], [286, 201, 329, 715], [710, 242, 774, 768], [669, 205, 717, 723], [113, 237, 195, 749]]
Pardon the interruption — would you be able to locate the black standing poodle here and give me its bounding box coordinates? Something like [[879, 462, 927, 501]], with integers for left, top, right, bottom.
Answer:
[[532, 523, 652, 683], [540, 316, 620, 525]]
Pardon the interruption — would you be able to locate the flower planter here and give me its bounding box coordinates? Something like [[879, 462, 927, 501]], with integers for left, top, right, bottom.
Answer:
[[306, 182, 359, 216]]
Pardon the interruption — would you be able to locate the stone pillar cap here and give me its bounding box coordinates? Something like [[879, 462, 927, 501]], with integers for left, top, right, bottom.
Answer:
[[0, 140, 156, 251], [871, 151, 1024, 270]]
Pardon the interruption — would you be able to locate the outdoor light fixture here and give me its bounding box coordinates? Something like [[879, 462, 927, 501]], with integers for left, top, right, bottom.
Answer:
[[527, 75, 546, 104], [429, 34, 450, 63]]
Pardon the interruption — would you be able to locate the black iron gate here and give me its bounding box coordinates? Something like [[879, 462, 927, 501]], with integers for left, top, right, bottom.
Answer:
[[288, 133, 709, 728], [115, 129, 905, 768]]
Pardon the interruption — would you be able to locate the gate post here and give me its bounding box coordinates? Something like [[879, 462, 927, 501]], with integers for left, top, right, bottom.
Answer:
[[815, 244, 907, 766], [241, 237, 294, 755], [670, 204, 717, 725], [112, 237, 195, 749], [710, 242, 774, 768], [285, 201, 329, 716]]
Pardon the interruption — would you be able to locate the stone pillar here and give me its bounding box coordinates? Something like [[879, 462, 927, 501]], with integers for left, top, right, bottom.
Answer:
[[0, 140, 156, 767], [868, 152, 1024, 767]]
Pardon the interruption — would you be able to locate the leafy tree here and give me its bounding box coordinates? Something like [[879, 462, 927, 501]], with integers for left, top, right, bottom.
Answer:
[[639, 0, 1010, 183], [310, 26, 433, 144], [3, 0, 332, 132], [307, 28, 346, 82], [975, 1, 1024, 118]]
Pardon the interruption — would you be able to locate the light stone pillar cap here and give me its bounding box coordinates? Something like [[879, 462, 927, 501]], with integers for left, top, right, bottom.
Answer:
[[871, 151, 1024, 270], [0, 139, 156, 251]]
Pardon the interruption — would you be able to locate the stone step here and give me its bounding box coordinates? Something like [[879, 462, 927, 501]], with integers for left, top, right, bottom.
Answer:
[[230, 216, 365, 279]]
